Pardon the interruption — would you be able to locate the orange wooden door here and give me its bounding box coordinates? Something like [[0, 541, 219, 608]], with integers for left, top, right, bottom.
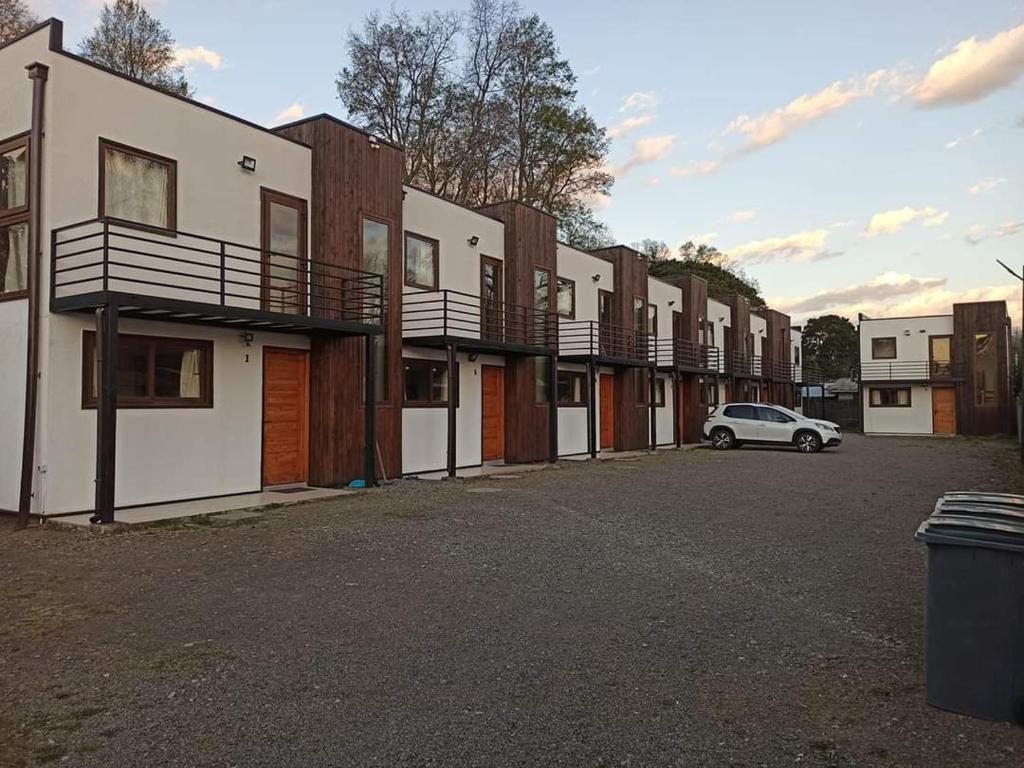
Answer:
[[262, 348, 309, 486], [932, 387, 957, 435], [482, 365, 505, 461], [599, 374, 615, 449]]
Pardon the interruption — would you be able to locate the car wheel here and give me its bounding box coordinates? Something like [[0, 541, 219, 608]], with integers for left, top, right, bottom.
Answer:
[[710, 427, 734, 450], [795, 431, 822, 453]]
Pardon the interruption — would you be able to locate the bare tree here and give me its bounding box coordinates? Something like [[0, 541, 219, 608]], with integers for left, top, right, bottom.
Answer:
[[79, 0, 192, 97], [0, 0, 38, 44]]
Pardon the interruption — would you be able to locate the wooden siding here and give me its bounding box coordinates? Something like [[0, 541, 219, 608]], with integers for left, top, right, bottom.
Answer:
[[276, 117, 404, 484], [725, 295, 751, 354], [952, 301, 1014, 436], [672, 274, 708, 341], [592, 245, 650, 451], [477, 201, 558, 462]]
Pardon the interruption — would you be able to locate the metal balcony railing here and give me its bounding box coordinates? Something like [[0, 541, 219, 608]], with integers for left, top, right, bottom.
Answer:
[[557, 320, 655, 363], [762, 358, 795, 381], [860, 360, 961, 381], [402, 288, 558, 350], [652, 337, 720, 371], [51, 218, 385, 325], [726, 350, 763, 378]]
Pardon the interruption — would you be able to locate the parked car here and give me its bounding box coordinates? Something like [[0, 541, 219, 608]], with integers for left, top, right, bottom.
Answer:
[[703, 403, 842, 453]]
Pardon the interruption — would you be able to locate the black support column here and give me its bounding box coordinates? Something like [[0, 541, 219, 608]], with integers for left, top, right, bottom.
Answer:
[[93, 303, 119, 524], [547, 354, 558, 463], [363, 334, 377, 486], [586, 360, 597, 458], [648, 367, 657, 450], [673, 369, 681, 448], [446, 342, 457, 478]]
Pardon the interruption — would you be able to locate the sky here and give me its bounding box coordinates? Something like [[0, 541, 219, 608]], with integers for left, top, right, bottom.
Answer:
[[29, 0, 1024, 326]]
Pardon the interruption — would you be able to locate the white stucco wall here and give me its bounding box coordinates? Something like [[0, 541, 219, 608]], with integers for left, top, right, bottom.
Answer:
[[557, 361, 589, 456], [655, 374, 675, 446], [647, 277, 680, 340], [750, 313, 767, 357], [862, 385, 934, 434], [707, 298, 731, 373], [859, 315, 954, 368], [0, 302, 28, 511]]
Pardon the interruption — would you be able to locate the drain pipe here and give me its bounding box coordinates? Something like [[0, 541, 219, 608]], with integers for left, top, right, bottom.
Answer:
[[17, 62, 49, 529]]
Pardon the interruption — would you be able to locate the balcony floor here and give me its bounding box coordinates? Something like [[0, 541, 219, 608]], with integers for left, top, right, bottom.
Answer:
[[402, 333, 555, 357]]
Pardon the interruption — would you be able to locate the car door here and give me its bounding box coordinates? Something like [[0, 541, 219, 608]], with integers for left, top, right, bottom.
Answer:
[[723, 404, 758, 440], [756, 406, 794, 444]]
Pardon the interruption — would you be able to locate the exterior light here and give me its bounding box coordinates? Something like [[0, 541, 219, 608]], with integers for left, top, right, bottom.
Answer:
[[238, 156, 257, 172], [240, 331, 254, 346], [667, 300, 676, 307], [467, 236, 480, 246], [592, 274, 601, 282], [369, 136, 381, 150]]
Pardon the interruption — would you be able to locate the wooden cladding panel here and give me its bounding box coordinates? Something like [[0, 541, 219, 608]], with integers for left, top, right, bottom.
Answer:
[[679, 374, 704, 443], [764, 309, 792, 367], [591, 246, 649, 330], [477, 202, 558, 463], [673, 275, 708, 341], [276, 117, 404, 483], [726, 295, 751, 352], [953, 301, 1014, 436]]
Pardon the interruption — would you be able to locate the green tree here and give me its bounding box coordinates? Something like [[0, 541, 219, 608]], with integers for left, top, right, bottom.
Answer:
[[643, 239, 766, 309], [79, 0, 192, 97], [0, 0, 38, 43], [802, 314, 858, 381], [559, 200, 613, 250]]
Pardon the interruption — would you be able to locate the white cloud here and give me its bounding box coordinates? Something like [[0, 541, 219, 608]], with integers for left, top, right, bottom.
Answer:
[[199, 95, 216, 106], [730, 210, 756, 223], [614, 134, 675, 177], [173, 45, 224, 71], [686, 231, 719, 244], [945, 127, 983, 148], [965, 220, 1024, 245], [271, 102, 305, 126], [668, 159, 719, 177], [606, 115, 656, 140], [914, 24, 1024, 106], [968, 177, 1005, 195], [772, 272, 947, 314], [646, 177, 662, 188], [729, 227, 836, 264], [862, 206, 949, 237], [620, 91, 659, 113]]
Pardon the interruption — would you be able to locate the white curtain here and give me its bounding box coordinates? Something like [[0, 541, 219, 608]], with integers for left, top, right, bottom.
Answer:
[[0, 222, 27, 293], [2, 145, 27, 210], [104, 148, 169, 228], [178, 350, 201, 398]]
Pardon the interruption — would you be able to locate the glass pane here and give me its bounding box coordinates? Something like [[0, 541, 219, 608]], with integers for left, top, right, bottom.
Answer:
[[975, 333, 997, 407], [535, 357, 549, 403], [363, 218, 389, 276], [117, 342, 149, 399], [154, 347, 204, 399], [405, 236, 436, 288], [266, 201, 303, 314], [872, 337, 896, 359], [0, 145, 27, 211], [404, 363, 430, 402], [104, 147, 170, 228], [633, 298, 645, 330], [0, 221, 28, 294], [430, 365, 448, 403], [557, 278, 573, 317]]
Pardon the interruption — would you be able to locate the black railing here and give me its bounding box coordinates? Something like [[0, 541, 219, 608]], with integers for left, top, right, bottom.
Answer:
[[653, 337, 720, 371], [861, 360, 961, 381], [726, 350, 763, 378], [51, 218, 385, 325], [762, 358, 794, 381], [558, 320, 655, 363], [402, 289, 558, 350]]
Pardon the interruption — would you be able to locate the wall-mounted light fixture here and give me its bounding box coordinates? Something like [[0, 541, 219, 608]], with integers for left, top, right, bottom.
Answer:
[[238, 156, 257, 173], [592, 274, 601, 282], [467, 235, 480, 247], [718, 316, 725, 323], [240, 331, 254, 347], [468, 353, 479, 362], [368, 135, 381, 151], [667, 300, 676, 307]]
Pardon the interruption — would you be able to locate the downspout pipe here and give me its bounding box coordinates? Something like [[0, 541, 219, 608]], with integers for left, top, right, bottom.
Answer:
[[17, 62, 49, 529]]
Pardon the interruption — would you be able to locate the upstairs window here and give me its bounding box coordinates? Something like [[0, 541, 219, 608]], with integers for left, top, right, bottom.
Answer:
[[974, 333, 998, 407], [556, 277, 575, 319], [0, 135, 29, 298], [99, 139, 176, 230], [404, 232, 438, 290], [871, 337, 897, 360], [0, 136, 28, 216]]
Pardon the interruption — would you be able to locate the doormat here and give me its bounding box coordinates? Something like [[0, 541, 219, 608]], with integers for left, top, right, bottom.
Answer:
[[270, 486, 313, 494]]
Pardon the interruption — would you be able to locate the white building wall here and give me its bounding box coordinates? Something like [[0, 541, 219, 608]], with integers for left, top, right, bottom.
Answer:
[[791, 328, 803, 382], [707, 298, 731, 374], [655, 374, 675, 446], [750, 313, 767, 357], [862, 385, 934, 434], [859, 316, 954, 367], [557, 361, 589, 457]]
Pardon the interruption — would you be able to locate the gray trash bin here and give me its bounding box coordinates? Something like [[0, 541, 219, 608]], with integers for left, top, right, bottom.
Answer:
[[915, 505, 1024, 723]]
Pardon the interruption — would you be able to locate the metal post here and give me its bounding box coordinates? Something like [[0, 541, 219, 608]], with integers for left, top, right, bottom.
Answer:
[[673, 369, 681, 448], [586, 360, 596, 458], [649, 367, 657, 450], [219, 241, 226, 306], [93, 303, 118, 524], [364, 334, 377, 486], [446, 342, 457, 478], [547, 354, 558, 463]]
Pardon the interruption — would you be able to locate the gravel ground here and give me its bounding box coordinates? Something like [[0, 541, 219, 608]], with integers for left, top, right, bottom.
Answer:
[[2, 434, 1024, 767]]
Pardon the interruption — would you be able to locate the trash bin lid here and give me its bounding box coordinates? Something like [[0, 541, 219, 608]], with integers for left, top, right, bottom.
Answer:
[[915, 514, 1024, 553], [934, 500, 1024, 522], [940, 491, 1024, 508]]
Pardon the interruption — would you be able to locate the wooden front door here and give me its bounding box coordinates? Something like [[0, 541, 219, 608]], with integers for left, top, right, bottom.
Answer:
[[482, 365, 505, 461], [599, 374, 615, 449], [932, 387, 957, 435], [262, 348, 309, 486]]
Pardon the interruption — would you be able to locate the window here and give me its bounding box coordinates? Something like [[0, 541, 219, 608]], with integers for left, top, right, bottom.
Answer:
[[869, 387, 911, 407], [707, 323, 716, 348], [648, 304, 658, 337], [0, 135, 29, 299], [534, 268, 551, 344], [974, 333, 998, 407], [871, 337, 897, 360], [535, 356, 550, 403], [697, 316, 705, 345], [723, 404, 756, 420], [794, 345, 801, 365], [557, 370, 587, 406], [653, 377, 666, 407], [634, 368, 649, 406], [99, 139, 176, 230], [756, 406, 791, 423], [633, 297, 647, 333], [83, 332, 212, 408], [404, 232, 438, 290], [403, 358, 452, 406], [556, 276, 575, 319], [363, 217, 390, 401]]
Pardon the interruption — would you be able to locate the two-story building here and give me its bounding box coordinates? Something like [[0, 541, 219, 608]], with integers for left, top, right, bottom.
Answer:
[[859, 302, 1013, 436]]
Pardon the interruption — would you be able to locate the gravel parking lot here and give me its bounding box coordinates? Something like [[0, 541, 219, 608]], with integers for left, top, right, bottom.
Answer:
[[3, 434, 1024, 767]]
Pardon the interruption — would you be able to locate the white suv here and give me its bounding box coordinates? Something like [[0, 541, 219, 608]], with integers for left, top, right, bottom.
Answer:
[[703, 403, 842, 453]]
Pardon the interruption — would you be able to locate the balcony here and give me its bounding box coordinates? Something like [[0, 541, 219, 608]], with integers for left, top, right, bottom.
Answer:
[[725, 350, 763, 378], [653, 337, 721, 373], [402, 289, 557, 354], [763, 358, 794, 381], [860, 360, 962, 382], [50, 218, 384, 335], [557, 320, 655, 366]]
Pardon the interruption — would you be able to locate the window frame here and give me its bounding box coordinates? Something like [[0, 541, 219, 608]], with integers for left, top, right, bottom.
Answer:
[[871, 336, 897, 360], [82, 331, 214, 409], [556, 369, 588, 407], [0, 133, 30, 302], [868, 387, 912, 408], [648, 303, 658, 338], [360, 214, 392, 403], [556, 276, 576, 319], [97, 138, 178, 233], [403, 230, 439, 291], [402, 357, 457, 408], [634, 367, 650, 407], [653, 377, 666, 408]]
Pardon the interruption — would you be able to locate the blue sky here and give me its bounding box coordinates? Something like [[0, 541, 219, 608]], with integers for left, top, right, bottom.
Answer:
[[33, 1, 1024, 324]]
